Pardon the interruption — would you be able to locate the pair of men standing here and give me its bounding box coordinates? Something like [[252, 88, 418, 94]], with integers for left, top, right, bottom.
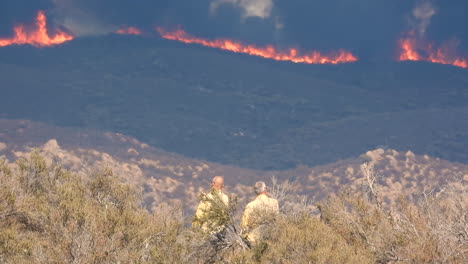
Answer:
[[193, 176, 279, 244]]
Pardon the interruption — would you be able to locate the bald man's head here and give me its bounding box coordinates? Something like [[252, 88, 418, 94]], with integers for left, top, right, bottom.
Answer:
[[211, 176, 225, 191]]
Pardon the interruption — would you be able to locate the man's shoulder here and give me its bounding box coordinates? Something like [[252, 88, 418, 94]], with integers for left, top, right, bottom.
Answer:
[[214, 191, 229, 206], [246, 199, 258, 209], [248, 195, 276, 207], [264, 196, 278, 206], [268, 196, 278, 203], [259, 194, 277, 202], [205, 190, 227, 198]]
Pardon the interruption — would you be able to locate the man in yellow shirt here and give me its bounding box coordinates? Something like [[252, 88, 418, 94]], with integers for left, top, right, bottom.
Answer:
[[193, 176, 230, 234], [241, 181, 279, 244]]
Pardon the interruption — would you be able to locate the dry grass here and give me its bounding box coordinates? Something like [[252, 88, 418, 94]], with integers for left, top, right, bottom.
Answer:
[[319, 162, 468, 263], [0, 152, 184, 263], [0, 154, 466, 263]]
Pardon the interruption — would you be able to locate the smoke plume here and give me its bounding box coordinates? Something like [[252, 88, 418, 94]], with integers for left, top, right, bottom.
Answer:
[[398, 1, 468, 68], [210, 0, 274, 19], [51, 0, 116, 36], [411, 1, 436, 36]]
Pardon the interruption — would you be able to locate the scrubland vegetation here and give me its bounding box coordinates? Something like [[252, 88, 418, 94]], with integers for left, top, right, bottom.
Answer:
[[0, 152, 466, 263]]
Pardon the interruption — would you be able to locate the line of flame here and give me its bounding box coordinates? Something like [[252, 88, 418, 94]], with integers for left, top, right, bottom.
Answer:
[[399, 38, 468, 68], [0, 11, 73, 48], [116, 27, 142, 36], [156, 27, 358, 65], [1, 11, 467, 70]]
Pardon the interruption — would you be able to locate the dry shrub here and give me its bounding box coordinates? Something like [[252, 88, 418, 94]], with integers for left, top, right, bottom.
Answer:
[[188, 191, 249, 264], [1, 154, 466, 264], [230, 214, 375, 264], [319, 163, 468, 263], [0, 152, 184, 263], [226, 177, 374, 264]]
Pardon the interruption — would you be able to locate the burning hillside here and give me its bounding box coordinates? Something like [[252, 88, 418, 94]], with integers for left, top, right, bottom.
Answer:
[[116, 27, 142, 36], [0, 11, 73, 47], [1, 7, 467, 70], [397, 2, 468, 69], [156, 27, 358, 65], [398, 34, 468, 68]]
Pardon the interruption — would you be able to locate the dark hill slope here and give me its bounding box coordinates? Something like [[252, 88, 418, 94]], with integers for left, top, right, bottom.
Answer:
[[0, 35, 467, 169]]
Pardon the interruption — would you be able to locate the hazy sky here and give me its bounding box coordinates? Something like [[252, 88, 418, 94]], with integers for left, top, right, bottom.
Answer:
[[1, 0, 467, 59]]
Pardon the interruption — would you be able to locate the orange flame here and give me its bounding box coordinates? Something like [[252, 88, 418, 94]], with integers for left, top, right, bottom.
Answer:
[[156, 27, 357, 65], [116, 27, 142, 35], [0, 11, 73, 48], [398, 36, 467, 68]]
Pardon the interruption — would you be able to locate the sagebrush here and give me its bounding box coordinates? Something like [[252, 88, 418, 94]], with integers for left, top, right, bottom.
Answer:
[[0, 154, 466, 263]]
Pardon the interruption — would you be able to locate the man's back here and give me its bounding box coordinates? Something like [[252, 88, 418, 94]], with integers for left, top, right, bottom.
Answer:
[[193, 190, 230, 234], [245, 194, 278, 213], [241, 194, 279, 243]]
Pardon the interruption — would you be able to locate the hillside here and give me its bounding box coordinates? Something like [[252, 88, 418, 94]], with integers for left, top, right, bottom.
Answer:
[[1, 120, 466, 263], [1, 35, 468, 170], [1, 119, 466, 214]]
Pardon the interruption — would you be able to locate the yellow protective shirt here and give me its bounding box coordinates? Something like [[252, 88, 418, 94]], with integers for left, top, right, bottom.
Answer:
[[193, 190, 229, 234], [241, 194, 279, 243]]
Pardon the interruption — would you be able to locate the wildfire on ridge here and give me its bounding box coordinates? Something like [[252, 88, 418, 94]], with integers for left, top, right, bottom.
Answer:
[[156, 27, 358, 65], [398, 35, 468, 68], [0, 11, 73, 48], [116, 27, 142, 35]]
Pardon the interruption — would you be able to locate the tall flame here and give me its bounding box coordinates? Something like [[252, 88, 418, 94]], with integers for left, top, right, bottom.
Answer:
[[156, 27, 357, 65], [0, 11, 73, 47], [398, 36, 468, 68], [116, 27, 142, 36]]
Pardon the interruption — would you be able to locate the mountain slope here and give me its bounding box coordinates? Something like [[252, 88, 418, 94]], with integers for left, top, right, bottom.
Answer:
[[1, 119, 466, 213], [1, 35, 468, 169]]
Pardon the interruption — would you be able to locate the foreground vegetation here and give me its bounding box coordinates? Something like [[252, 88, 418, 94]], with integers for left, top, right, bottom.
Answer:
[[0, 152, 466, 263]]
